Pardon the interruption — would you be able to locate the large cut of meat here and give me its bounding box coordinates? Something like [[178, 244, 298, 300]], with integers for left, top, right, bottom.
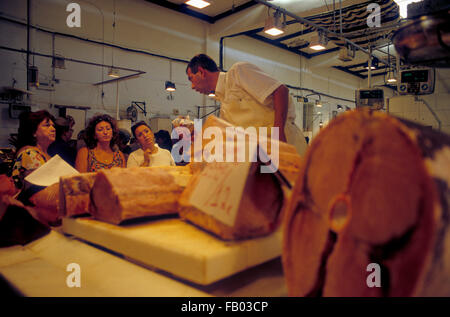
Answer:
[[29, 182, 60, 226], [89, 167, 188, 224], [283, 110, 450, 296], [179, 116, 302, 241], [192, 115, 302, 186], [0, 196, 51, 246], [179, 161, 285, 240], [59, 172, 97, 217]]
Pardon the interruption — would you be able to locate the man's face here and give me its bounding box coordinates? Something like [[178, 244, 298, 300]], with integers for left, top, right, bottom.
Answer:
[[187, 67, 210, 95]]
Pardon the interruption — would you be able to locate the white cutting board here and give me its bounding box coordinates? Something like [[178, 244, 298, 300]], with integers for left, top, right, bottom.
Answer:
[[61, 216, 282, 285], [0, 231, 210, 297]]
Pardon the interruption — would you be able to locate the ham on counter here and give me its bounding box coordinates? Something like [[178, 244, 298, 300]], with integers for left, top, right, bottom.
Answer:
[[59, 172, 97, 218], [89, 166, 190, 224], [283, 109, 450, 297]]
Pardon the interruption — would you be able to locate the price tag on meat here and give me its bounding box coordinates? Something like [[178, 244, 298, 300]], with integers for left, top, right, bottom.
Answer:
[[189, 161, 251, 227]]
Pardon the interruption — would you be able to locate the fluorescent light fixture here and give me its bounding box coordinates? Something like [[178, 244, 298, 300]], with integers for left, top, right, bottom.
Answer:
[[264, 11, 285, 36], [185, 0, 210, 9], [265, 27, 284, 36], [165, 81, 176, 92], [309, 31, 328, 51], [208, 92, 215, 97], [365, 58, 379, 70], [316, 100, 322, 107], [387, 77, 397, 83], [387, 69, 397, 83], [108, 67, 120, 78], [310, 44, 326, 51]]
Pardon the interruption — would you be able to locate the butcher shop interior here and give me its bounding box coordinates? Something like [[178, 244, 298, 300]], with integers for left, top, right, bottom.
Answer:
[[0, 0, 449, 299]]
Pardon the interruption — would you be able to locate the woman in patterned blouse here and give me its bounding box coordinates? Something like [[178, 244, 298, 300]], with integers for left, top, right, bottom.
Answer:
[[75, 114, 126, 172], [12, 110, 56, 189]]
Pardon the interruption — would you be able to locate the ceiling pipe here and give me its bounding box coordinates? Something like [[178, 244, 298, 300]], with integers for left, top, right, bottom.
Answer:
[[368, 47, 372, 88], [288, 86, 355, 104], [26, 0, 30, 92], [219, 31, 251, 71], [0, 46, 142, 73], [0, 16, 189, 64], [253, 0, 390, 66], [0, 45, 146, 86], [333, 0, 336, 33]]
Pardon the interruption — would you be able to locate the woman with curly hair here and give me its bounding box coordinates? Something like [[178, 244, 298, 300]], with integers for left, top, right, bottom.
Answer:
[[75, 114, 126, 172], [11, 110, 56, 190]]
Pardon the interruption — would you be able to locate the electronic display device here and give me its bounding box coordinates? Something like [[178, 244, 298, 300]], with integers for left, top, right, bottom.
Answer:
[[398, 68, 435, 95], [355, 88, 384, 110]]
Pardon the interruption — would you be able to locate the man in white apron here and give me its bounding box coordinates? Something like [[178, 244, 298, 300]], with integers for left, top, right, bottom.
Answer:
[[186, 54, 308, 156]]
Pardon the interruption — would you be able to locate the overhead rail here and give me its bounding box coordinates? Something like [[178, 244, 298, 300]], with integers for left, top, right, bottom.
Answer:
[[253, 0, 391, 67], [0, 45, 146, 86]]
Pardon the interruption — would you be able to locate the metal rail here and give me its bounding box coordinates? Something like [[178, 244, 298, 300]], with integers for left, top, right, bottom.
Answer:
[[253, 0, 391, 66]]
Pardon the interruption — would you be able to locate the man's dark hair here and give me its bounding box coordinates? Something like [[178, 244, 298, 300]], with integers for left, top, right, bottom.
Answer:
[[186, 54, 219, 74], [118, 129, 131, 145], [54, 117, 71, 140], [154, 129, 173, 151]]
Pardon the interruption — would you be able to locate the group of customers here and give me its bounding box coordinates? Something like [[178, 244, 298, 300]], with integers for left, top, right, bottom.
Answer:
[[11, 110, 183, 192]]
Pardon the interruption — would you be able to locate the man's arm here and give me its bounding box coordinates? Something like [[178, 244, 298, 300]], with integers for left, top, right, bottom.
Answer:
[[272, 85, 289, 142]]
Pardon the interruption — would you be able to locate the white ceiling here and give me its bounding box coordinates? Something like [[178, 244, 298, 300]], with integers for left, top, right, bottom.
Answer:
[[168, 0, 370, 18], [147, 1, 402, 78], [268, 0, 369, 16], [169, 0, 250, 16]]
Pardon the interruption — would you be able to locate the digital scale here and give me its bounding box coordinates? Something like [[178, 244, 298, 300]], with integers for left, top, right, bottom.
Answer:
[[355, 88, 384, 110], [398, 68, 435, 95]]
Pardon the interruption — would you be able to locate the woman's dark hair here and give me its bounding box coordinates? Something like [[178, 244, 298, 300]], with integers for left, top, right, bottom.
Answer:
[[84, 114, 119, 150], [131, 121, 151, 139], [16, 110, 55, 150], [186, 54, 220, 74]]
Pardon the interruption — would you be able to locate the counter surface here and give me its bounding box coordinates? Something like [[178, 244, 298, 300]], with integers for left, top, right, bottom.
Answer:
[[0, 221, 287, 297], [60, 216, 283, 285]]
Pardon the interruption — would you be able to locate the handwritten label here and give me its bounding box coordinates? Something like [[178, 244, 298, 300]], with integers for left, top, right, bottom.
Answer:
[[189, 161, 252, 227]]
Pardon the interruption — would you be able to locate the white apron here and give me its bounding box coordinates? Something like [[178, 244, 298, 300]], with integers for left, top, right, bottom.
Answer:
[[219, 94, 308, 156]]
